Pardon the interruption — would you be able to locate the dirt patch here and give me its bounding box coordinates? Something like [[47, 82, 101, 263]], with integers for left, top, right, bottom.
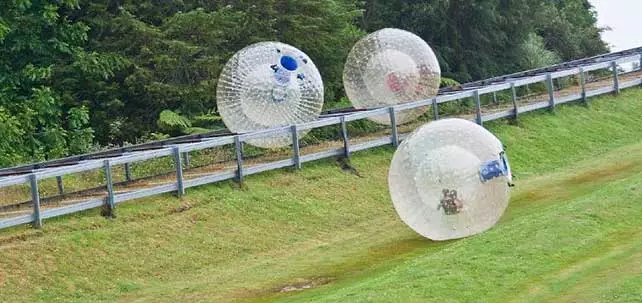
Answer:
[[169, 202, 193, 214], [562, 159, 642, 187], [278, 277, 336, 293], [0, 230, 41, 247], [510, 190, 557, 205], [336, 157, 362, 177], [235, 235, 434, 302]]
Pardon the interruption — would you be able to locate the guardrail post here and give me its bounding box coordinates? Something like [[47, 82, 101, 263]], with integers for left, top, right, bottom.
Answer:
[[234, 136, 244, 183], [56, 176, 64, 195], [183, 152, 190, 168], [172, 147, 185, 197], [473, 90, 483, 126], [432, 98, 439, 120], [611, 61, 620, 95], [340, 117, 350, 158], [579, 68, 588, 106], [124, 163, 132, 182], [103, 160, 115, 218], [546, 73, 555, 112], [510, 83, 519, 123], [29, 174, 42, 229], [291, 125, 301, 169], [388, 107, 399, 147], [492, 92, 498, 105]]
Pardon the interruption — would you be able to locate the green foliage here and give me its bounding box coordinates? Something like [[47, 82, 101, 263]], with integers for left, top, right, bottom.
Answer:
[[0, 0, 122, 166], [517, 33, 562, 69], [157, 109, 192, 134], [67, 106, 94, 154], [440, 77, 461, 88], [156, 110, 226, 137], [533, 0, 608, 61]]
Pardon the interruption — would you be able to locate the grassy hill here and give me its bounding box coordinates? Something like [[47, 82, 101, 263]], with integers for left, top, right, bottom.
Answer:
[[2, 89, 642, 302]]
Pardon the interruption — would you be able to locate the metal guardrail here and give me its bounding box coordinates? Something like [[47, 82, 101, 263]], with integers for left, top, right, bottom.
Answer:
[[3, 48, 641, 178], [1, 52, 641, 231]]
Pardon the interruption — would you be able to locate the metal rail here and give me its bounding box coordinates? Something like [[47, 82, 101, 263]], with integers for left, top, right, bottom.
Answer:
[[443, 46, 642, 91], [3, 47, 640, 177], [0, 50, 641, 231]]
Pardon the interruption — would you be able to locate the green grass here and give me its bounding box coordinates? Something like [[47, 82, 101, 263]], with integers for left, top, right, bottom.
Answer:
[[1, 89, 642, 302]]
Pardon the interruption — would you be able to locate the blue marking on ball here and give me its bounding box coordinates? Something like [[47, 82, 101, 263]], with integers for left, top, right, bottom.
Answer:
[[280, 56, 298, 71]]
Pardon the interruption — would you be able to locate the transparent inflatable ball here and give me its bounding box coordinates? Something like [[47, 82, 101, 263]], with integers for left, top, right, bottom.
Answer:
[[216, 42, 324, 148], [388, 118, 513, 241], [343, 28, 441, 125]]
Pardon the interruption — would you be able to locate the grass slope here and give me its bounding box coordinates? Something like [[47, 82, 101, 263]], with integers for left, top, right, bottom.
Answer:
[[275, 143, 642, 303], [1, 89, 642, 302]]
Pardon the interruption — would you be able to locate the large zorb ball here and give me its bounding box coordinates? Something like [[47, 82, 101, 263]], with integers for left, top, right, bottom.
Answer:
[[216, 42, 324, 148], [343, 28, 441, 125], [388, 118, 513, 241]]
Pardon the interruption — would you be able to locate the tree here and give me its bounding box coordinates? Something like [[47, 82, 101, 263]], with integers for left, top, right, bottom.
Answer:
[[0, 0, 123, 166], [517, 33, 561, 69], [359, 0, 607, 82], [531, 0, 608, 61]]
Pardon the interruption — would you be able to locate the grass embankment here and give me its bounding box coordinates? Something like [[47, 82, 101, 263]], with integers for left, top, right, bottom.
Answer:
[[1, 89, 642, 302]]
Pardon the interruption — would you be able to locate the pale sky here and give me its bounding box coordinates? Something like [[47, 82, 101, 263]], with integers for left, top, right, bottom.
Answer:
[[591, 0, 641, 51]]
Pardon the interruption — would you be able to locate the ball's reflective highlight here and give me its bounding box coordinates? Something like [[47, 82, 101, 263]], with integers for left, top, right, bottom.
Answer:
[[216, 42, 324, 148], [388, 118, 512, 241], [343, 28, 441, 125]]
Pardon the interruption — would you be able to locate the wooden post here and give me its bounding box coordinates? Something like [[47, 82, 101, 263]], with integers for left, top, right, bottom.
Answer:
[[234, 136, 244, 183], [579, 68, 588, 106], [124, 163, 132, 182], [103, 160, 115, 217], [546, 73, 555, 112], [474, 90, 483, 126], [29, 174, 42, 229], [56, 176, 64, 195], [173, 147, 185, 197], [612, 61, 620, 95], [340, 117, 350, 158], [432, 98, 439, 120], [291, 125, 301, 169], [388, 107, 399, 147], [511, 83, 519, 123]]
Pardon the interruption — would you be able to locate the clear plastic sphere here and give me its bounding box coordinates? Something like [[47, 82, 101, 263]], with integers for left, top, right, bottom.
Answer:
[[343, 28, 441, 125], [216, 42, 324, 148], [388, 118, 512, 241]]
